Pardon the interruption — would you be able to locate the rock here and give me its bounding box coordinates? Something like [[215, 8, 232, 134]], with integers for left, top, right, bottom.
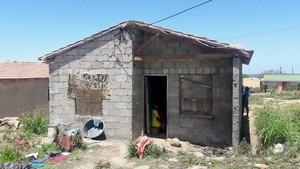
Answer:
[[194, 151, 204, 157], [170, 138, 182, 148], [274, 143, 284, 154], [254, 164, 269, 169], [168, 158, 178, 162], [0, 117, 20, 130], [188, 166, 207, 169]]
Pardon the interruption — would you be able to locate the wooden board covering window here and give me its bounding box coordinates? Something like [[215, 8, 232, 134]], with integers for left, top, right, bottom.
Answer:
[[74, 89, 102, 116], [180, 75, 212, 115]]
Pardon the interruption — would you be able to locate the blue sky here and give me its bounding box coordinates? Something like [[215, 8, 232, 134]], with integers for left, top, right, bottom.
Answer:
[[0, 0, 299, 74]]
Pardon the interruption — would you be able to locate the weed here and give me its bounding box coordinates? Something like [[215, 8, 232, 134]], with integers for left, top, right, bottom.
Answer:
[[177, 151, 206, 168], [238, 138, 251, 155], [94, 160, 111, 169], [0, 145, 22, 162], [21, 113, 48, 134], [127, 139, 165, 158]]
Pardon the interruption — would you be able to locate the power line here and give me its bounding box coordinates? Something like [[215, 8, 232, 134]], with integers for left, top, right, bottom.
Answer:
[[151, 0, 213, 25], [219, 26, 300, 40]]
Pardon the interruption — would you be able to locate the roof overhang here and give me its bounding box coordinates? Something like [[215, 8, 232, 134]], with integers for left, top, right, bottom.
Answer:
[[38, 20, 254, 65]]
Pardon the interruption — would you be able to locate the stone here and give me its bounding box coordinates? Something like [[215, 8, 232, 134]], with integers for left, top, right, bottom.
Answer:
[[170, 138, 182, 148], [273, 143, 284, 154], [254, 164, 269, 169]]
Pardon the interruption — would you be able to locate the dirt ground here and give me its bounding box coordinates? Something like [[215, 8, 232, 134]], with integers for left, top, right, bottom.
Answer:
[[1, 97, 300, 169]]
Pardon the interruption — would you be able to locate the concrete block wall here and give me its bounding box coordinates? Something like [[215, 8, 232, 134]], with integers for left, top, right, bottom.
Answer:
[[0, 79, 49, 118], [131, 35, 233, 146], [48, 29, 134, 139], [232, 58, 242, 147], [134, 58, 233, 146], [132, 31, 234, 146]]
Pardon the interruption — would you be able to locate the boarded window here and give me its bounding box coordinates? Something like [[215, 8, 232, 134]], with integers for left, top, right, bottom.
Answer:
[[180, 75, 212, 116], [68, 74, 110, 116]]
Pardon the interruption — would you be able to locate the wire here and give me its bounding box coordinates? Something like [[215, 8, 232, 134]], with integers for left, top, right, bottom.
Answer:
[[151, 0, 213, 25], [219, 26, 300, 40]]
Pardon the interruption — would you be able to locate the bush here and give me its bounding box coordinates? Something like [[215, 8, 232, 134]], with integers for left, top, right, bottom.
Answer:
[[21, 114, 48, 134], [127, 138, 165, 158], [255, 108, 299, 146]]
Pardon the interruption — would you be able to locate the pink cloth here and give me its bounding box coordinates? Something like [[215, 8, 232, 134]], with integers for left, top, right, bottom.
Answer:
[[135, 136, 151, 158], [49, 155, 65, 162], [16, 140, 26, 145]]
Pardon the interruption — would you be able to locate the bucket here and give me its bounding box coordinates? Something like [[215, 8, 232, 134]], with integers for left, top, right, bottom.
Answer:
[[83, 118, 105, 138]]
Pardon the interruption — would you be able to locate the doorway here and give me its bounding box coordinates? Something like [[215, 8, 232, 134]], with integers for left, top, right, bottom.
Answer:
[[144, 76, 167, 138]]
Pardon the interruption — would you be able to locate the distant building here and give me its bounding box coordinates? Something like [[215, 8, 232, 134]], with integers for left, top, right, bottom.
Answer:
[[262, 74, 300, 92], [243, 77, 260, 92], [0, 62, 49, 118]]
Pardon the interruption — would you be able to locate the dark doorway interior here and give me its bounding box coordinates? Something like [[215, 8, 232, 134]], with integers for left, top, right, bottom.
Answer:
[[144, 76, 167, 138]]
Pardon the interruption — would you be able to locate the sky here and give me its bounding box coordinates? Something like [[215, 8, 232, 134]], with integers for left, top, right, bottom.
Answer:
[[0, 0, 299, 74]]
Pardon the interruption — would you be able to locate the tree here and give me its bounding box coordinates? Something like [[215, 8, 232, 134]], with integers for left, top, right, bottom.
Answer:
[[256, 69, 284, 79]]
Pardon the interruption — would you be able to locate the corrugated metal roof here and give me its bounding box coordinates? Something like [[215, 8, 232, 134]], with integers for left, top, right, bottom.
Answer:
[[0, 62, 49, 80], [263, 75, 300, 82], [38, 20, 254, 64]]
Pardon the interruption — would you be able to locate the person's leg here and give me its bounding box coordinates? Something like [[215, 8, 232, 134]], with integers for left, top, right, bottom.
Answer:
[[246, 105, 249, 117]]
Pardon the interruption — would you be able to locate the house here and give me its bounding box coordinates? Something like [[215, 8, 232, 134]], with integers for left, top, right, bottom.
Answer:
[[38, 20, 253, 147], [243, 77, 261, 92], [0, 62, 49, 118], [262, 74, 300, 92]]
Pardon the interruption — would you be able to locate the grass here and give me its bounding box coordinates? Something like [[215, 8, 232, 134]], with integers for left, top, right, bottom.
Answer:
[[94, 160, 111, 169], [0, 145, 23, 162], [21, 113, 48, 135], [127, 139, 166, 159]]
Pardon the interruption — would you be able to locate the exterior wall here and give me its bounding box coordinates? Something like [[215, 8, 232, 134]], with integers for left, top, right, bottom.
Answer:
[[0, 78, 49, 118], [232, 58, 242, 147], [132, 31, 234, 146], [48, 29, 133, 139]]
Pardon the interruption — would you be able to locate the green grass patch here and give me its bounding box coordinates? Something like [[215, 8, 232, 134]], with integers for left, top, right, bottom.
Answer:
[[269, 91, 300, 100], [0, 145, 23, 162], [94, 160, 111, 169], [21, 113, 48, 135]]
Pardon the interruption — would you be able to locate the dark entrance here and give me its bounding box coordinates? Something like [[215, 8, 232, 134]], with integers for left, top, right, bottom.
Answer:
[[144, 76, 167, 138]]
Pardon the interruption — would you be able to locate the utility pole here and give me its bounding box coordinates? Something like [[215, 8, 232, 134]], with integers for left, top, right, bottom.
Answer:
[[292, 67, 294, 75], [280, 67, 282, 74]]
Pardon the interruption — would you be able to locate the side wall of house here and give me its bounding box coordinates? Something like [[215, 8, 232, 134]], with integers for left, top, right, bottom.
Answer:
[[0, 79, 49, 118], [132, 31, 234, 146], [48, 29, 134, 139]]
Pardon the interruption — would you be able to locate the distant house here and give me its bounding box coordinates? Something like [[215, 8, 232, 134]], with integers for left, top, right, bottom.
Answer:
[[39, 20, 253, 147], [243, 77, 260, 92], [262, 74, 300, 92], [0, 62, 49, 118]]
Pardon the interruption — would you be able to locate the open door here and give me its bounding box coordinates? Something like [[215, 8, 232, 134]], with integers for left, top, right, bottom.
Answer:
[[144, 76, 167, 138]]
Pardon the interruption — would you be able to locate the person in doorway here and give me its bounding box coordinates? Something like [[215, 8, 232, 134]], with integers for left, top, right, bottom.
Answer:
[[151, 103, 161, 135], [242, 86, 251, 117]]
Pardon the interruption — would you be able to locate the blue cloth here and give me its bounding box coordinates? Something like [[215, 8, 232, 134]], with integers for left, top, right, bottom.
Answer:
[[93, 118, 101, 127], [64, 128, 80, 136], [30, 163, 44, 168]]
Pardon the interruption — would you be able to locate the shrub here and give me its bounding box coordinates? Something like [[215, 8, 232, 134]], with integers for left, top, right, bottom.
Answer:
[[0, 145, 22, 162], [127, 139, 165, 158], [21, 114, 48, 134], [255, 108, 299, 146]]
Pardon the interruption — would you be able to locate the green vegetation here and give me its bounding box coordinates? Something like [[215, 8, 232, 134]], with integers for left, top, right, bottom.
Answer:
[[0, 145, 22, 162], [21, 113, 48, 134], [177, 151, 206, 167], [94, 160, 111, 169], [127, 139, 166, 159]]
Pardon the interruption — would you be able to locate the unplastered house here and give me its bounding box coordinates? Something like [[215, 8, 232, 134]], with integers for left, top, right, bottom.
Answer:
[[39, 20, 253, 147]]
